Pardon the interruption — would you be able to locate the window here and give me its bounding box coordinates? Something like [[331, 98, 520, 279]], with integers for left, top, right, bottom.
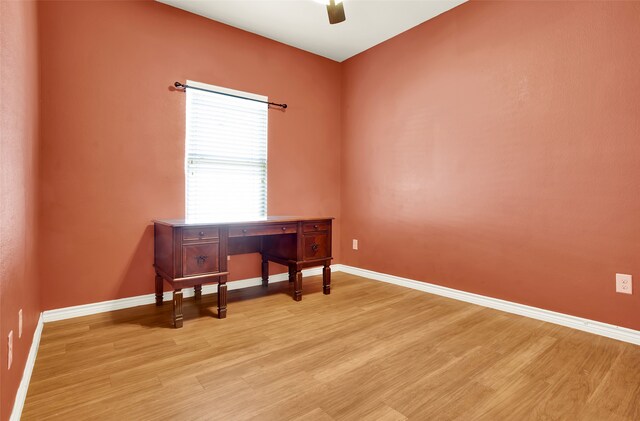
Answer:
[[185, 80, 268, 222]]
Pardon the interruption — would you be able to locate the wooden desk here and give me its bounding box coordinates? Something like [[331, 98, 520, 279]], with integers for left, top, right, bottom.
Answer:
[[153, 216, 333, 327]]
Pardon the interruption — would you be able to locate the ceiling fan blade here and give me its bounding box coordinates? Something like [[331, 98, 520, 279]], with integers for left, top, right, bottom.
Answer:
[[327, 0, 346, 25]]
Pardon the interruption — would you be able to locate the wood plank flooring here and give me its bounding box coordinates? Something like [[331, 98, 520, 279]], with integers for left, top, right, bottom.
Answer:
[[22, 273, 640, 420]]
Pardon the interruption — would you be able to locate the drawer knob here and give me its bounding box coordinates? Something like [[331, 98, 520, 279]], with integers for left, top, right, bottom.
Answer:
[[314, 225, 319, 229], [196, 255, 208, 265], [199, 231, 205, 236], [242, 229, 247, 234], [281, 227, 287, 231], [311, 243, 319, 252]]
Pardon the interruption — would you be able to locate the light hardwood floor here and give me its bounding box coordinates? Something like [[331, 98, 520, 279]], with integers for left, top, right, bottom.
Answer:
[[23, 273, 640, 420]]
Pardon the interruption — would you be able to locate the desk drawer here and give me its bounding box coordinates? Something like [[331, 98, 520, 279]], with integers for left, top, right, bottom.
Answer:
[[183, 227, 219, 242], [229, 223, 297, 237], [303, 234, 329, 260], [303, 222, 331, 233], [182, 243, 220, 276]]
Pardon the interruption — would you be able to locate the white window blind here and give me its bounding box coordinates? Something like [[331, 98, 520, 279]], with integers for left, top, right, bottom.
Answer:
[[185, 80, 268, 222]]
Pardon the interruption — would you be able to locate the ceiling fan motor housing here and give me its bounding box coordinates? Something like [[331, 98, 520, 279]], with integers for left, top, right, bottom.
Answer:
[[327, 0, 346, 24]]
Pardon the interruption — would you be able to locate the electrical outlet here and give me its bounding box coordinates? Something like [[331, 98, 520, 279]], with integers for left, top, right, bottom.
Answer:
[[8, 331, 13, 369], [19, 309, 23, 338], [352, 239, 358, 250], [616, 273, 632, 294], [227, 255, 231, 261]]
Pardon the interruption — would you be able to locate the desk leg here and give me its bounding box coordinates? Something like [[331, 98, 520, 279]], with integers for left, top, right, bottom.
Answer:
[[194, 284, 202, 301], [323, 262, 331, 295], [173, 289, 183, 328], [155, 274, 163, 306], [261, 255, 269, 287], [288, 266, 295, 283], [218, 276, 228, 319], [294, 270, 303, 301]]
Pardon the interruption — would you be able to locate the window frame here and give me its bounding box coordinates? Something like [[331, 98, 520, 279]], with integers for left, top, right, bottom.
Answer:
[[184, 80, 268, 222]]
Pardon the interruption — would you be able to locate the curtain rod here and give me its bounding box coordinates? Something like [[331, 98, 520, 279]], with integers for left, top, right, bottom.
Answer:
[[174, 82, 287, 109]]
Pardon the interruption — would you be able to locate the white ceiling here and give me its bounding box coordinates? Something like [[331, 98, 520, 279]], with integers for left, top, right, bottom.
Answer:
[[157, 0, 466, 62]]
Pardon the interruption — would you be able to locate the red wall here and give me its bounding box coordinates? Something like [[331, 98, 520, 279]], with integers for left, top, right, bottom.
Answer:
[[0, 0, 42, 418], [37, 0, 342, 310], [341, 1, 640, 330]]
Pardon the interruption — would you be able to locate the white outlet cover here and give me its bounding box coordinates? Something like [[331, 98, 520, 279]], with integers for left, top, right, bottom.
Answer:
[[19, 309, 23, 338], [352, 239, 358, 250], [616, 273, 632, 294], [8, 330, 13, 369]]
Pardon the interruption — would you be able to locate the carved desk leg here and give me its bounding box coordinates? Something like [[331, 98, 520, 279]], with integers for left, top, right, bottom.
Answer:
[[261, 255, 269, 287], [218, 275, 228, 319], [155, 274, 163, 306], [294, 270, 303, 302], [173, 289, 183, 328], [323, 262, 331, 295], [194, 284, 202, 301]]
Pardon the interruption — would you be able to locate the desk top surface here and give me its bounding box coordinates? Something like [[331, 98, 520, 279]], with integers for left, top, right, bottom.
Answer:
[[154, 216, 334, 227]]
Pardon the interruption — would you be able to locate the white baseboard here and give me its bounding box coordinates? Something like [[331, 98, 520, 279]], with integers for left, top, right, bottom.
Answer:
[[10, 313, 44, 421], [339, 265, 640, 346], [42, 262, 640, 343], [42, 265, 343, 323]]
